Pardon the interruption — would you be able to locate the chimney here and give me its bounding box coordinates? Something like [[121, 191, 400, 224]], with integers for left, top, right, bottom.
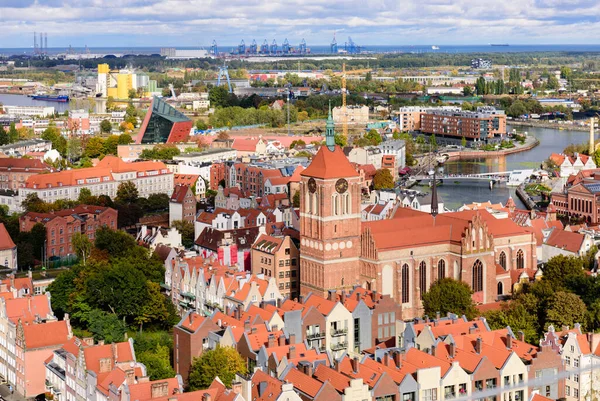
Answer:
[[279, 334, 286, 346], [393, 351, 402, 368], [431, 344, 437, 357], [469, 326, 476, 334], [251, 327, 257, 334], [244, 319, 250, 331], [436, 311, 441, 320], [235, 308, 241, 321], [328, 290, 336, 302], [277, 298, 282, 308], [202, 393, 212, 401], [231, 382, 242, 394], [506, 333, 513, 349], [383, 352, 390, 366], [298, 295, 304, 304], [335, 359, 342, 372], [351, 357, 360, 373], [356, 292, 361, 301], [226, 306, 232, 316], [449, 343, 456, 358], [98, 340, 105, 346], [341, 292, 347, 304], [289, 333, 296, 344], [83, 337, 94, 346], [188, 312, 194, 326], [372, 290, 378, 301], [518, 331, 525, 342], [289, 346, 297, 359], [475, 337, 482, 354], [125, 369, 135, 385], [112, 342, 118, 361], [268, 334, 276, 348]]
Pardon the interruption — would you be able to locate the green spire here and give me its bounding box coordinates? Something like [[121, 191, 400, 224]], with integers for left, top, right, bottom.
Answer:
[[326, 101, 335, 150]]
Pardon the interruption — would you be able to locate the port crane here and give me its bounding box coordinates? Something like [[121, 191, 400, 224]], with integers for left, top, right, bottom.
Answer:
[[344, 37, 361, 54], [260, 40, 269, 54], [299, 39, 307, 54], [210, 40, 218, 56], [270, 40, 278, 54], [238, 40, 246, 55], [282, 39, 290, 54], [330, 33, 338, 54], [249, 40, 258, 54]]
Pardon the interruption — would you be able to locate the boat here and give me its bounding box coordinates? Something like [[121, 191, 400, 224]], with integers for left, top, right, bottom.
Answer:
[[31, 94, 69, 102], [490, 44, 509, 46], [431, 46, 440, 50]]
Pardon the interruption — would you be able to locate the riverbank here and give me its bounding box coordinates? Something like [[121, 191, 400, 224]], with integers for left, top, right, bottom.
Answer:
[[509, 119, 588, 132], [444, 136, 540, 162]]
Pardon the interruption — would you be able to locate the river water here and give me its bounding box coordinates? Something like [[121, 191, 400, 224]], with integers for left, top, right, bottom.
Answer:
[[434, 125, 590, 210], [0, 93, 105, 114]]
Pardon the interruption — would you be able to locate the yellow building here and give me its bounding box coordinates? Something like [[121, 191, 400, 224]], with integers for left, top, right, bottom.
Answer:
[[97, 63, 138, 99]]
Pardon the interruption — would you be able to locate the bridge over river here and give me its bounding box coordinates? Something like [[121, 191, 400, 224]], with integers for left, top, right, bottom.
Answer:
[[410, 169, 534, 187]]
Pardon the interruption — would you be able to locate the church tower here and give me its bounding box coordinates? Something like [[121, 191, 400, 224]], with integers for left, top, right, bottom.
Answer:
[[299, 106, 362, 296]]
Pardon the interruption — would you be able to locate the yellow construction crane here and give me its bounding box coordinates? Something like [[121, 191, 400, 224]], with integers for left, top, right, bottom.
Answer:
[[342, 63, 348, 138]]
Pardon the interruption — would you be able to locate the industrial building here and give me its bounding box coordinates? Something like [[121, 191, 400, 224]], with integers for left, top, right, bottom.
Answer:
[[160, 48, 209, 59], [2, 105, 55, 118], [471, 58, 492, 69], [136, 96, 193, 144], [96, 63, 152, 99]]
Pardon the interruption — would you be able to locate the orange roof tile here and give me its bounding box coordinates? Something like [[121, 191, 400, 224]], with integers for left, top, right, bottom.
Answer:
[[252, 369, 282, 401], [303, 293, 337, 316], [0, 223, 15, 250], [283, 367, 323, 397], [301, 145, 359, 179], [127, 377, 180, 401], [22, 320, 69, 349]]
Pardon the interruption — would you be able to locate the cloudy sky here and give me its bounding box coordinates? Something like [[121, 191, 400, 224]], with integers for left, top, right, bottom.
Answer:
[[0, 0, 599, 49]]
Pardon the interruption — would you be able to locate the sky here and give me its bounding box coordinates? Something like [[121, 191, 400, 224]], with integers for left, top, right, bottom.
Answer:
[[1, 0, 600, 48]]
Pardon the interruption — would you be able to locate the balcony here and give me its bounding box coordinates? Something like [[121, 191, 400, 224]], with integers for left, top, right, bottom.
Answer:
[[181, 292, 196, 300], [331, 328, 348, 337], [306, 332, 325, 340], [45, 379, 54, 389], [330, 341, 348, 351], [160, 282, 171, 290]]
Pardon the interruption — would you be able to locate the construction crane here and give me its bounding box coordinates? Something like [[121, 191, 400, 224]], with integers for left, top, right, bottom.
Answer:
[[342, 63, 348, 138], [330, 33, 338, 54], [210, 40, 218, 56], [282, 39, 290, 54], [217, 64, 233, 93], [260, 40, 269, 54], [238, 40, 246, 55], [270, 40, 278, 54]]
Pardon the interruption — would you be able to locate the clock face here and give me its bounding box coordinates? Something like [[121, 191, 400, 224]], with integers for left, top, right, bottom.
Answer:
[[335, 178, 348, 194], [308, 177, 317, 193]]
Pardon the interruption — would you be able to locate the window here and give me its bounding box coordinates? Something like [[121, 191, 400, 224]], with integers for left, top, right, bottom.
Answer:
[[422, 389, 437, 401], [437, 259, 446, 279], [516, 249, 524, 269], [566, 356, 571, 366], [499, 251, 506, 270], [574, 374, 579, 383], [474, 381, 483, 392], [574, 389, 579, 398], [472, 259, 483, 292], [444, 386, 455, 399], [574, 358, 579, 367], [566, 386, 571, 396], [401, 264, 410, 303], [419, 261, 427, 299]]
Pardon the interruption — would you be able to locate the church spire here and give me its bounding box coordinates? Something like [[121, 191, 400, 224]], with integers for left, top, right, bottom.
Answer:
[[326, 101, 335, 151]]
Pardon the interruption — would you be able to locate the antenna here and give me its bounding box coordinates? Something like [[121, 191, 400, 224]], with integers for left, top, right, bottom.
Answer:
[[44, 33, 48, 55], [33, 32, 38, 55]]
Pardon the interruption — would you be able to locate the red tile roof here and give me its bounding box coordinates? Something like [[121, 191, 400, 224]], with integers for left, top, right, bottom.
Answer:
[[22, 320, 69, 349], [545, 229, 585, 253], [301, 145, 359, 179], [127, 377, 181, 401], [171, 184, 191, 203], [283, 367, 323, 397], [252, 369, 282, 401]]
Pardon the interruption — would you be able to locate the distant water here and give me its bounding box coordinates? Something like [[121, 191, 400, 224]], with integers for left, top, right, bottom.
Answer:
[[3, 44, 600, 57], [0, 93, 70, 113]]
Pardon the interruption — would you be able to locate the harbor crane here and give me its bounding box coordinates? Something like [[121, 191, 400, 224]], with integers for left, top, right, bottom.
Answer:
[[210, 40, 218, 56], [282, 39, 290, 54], [260, 40, 269, 54], [330, 33, 338, 53], [249, 39, 258, 54], [238, 40, 246, 55], [270, 40, 278, 54], [299, 39, 307, 54]]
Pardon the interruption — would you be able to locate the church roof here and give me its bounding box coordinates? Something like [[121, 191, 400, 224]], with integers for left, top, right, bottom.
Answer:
[[300, 145, 359, 179]]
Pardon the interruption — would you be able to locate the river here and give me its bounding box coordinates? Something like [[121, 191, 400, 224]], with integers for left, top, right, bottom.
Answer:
[[433, 125, 590, 210], [0, 94, 106, 114]]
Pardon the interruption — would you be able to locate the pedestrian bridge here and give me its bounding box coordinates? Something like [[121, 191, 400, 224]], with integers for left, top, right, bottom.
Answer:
[[411, 169, 533, 187]]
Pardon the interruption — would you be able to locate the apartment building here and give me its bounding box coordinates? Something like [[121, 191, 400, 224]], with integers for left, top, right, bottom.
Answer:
[[0, 223, 17, 271], [169, 184, 196, 226], [420, 107, 507, 140], [0, 158, 50, 191], [20, 205, 117, 259], [251, 234, 299, 300], [21, 156, 174, 203]]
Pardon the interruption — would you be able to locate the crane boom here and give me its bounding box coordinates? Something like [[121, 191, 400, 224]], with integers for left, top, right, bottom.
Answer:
[[342, 63, 348, 138]]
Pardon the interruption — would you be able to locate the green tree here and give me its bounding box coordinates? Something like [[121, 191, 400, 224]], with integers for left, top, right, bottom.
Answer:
[[364, 129, 382, 146], [72, 232, 93, 265], [118, 133, 133, 145], [67, 137, 83, 160], [461, 136, 467, 148], [102, 135, 121, 156], [137, 344, 176, 380], [21, 193, 47, 213], [172, 220, 195, 249], [128, 89, 137, 100], [46, 267, 79, 319], [545, 291, 587, 330], [209, 86, 230, 108], [147, 193, 169, 211], [543, 255, 585, 287], [100, 119, 112, 133], [116, 181, 139, 204], [0, 127, 9, 146], [94, 226, 138, 258], [429, 134, 438, 150], [422, 278, 478, 320], [84, 137, 105, 158], [292, 191, 300, 208], [334, 133, 347, 147], [41, 125, 67, 156], [546, 75, 560, 90], [106, 96, 115, 111], [290, 140, 306, 149], [195, 119, 208, 130], [373, 169, 394, 190], [87, 309, 128, 342], [188, 346, 247, 390], [7, 122, 19, 144], [484, 302, 539, 343]]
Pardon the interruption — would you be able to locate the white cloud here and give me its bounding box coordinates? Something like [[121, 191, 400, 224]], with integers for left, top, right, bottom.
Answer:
[[0, 0, 599, 47]]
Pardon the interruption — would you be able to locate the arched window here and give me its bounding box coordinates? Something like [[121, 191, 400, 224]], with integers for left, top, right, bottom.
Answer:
[[332, 194, 339, 216], [437, 259, 446, 280], [497, 282, 503, 296], [472, 259, 483, 292], [306, 190, 311, 213], [401, 264, 410, 304], [419, 261, 427, 299], [313, 193, 319, 215], [499, 251, 507, 270], [344, 193, 350, 215], [516, 249, 524, 269]]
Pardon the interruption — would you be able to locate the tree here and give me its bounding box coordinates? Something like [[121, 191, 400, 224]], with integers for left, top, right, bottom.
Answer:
[[100, 119, 112, 133], [102, 135, 121, 156], [195, 120, 208, 131], [545, 291, 587, 330], [543, 255, 585, 287], [188, 346, 247, 390], [209, 86, 230, 108], [118, 133, 133, 145], [463, 86, 474, 96], [217, 131, 230, 140], [461, 136, 467, 148], [290, 140, 306, 149], [373, 169, 394, 190], [0, 127, 9, 146], [334, 133, 347, 147], [41, 125, 67, 156], [422, 278, 478, 320], [292, 191, 300, 208], [147, 193, 169, 211], [119, 122, 134, 133], [87, 309, 128, 342], [172, 220, 195, 249], [429, 134, 438, 150], [364, 129, 382, 146], [21, 193, 47, 213], [116, 181, 139, 204], [134, 282, 175, 331], [137, 344, 176, 380], [46, 268, 78, 319], [72, 232, 93, 265], [84, 137, 105, 158], [484, 302, 539, 343], [546, 75, 560, 90], [297, 110, 309, 122], [67, 137, 83, 160], [7, 122, 18, 144], [128, 89, 137, 100], [106, 96, 116, 111], [94, 226, 138, 258]]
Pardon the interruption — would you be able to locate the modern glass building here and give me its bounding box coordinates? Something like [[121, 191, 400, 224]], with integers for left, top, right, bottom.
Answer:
[[136, 96, 193, 144]]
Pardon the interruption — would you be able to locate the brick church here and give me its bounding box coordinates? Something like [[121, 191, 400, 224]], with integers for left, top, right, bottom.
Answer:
[[299, 109, 538, 319]]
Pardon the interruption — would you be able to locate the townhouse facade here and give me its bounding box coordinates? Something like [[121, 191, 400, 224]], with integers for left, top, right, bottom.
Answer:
[[251, 235, 299, 300]]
